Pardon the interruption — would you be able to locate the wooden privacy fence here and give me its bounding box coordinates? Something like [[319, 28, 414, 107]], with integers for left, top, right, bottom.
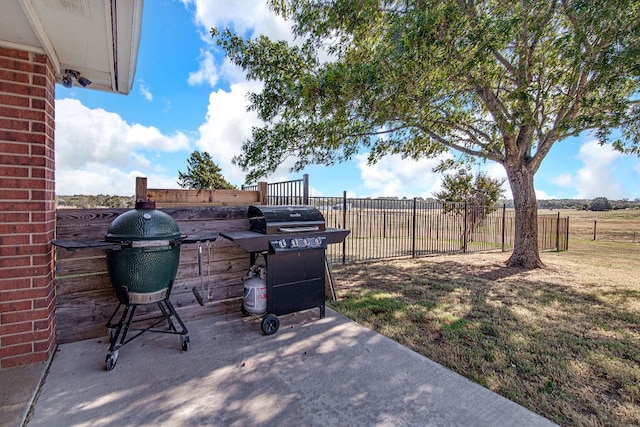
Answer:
[[136, 177, 267, 207], [54, 206, 252, 344], [54, 176, 275, 344]]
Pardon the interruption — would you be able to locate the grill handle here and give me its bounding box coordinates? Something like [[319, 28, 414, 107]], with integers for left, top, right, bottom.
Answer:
[[278, 226, 320, 233]]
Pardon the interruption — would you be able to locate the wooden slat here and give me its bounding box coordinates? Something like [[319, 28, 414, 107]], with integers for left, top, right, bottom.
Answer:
[[54, 205, 254, 344], [147, 188, 260, 206]]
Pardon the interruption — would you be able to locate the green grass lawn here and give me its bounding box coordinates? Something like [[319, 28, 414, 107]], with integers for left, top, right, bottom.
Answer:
[[330, 240, 640, 426]]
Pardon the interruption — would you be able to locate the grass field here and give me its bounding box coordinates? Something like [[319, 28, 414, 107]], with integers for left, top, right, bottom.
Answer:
[[329, 211, 640, 426]]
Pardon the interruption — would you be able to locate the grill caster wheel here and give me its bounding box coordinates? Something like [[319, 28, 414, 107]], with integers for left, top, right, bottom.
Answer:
[[105, 350, 118, 371], [180, 335, 190, 352], [261, 314, 280, 335]]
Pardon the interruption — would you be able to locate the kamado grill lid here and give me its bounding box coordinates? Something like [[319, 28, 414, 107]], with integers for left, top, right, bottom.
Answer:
[[248, 205, 326, 234], [105, 201, 181, 242]]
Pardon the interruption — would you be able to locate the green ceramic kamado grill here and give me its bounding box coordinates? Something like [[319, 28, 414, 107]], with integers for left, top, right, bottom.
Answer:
[[52, 200, 217, 371], [105, 200, 182, 305]]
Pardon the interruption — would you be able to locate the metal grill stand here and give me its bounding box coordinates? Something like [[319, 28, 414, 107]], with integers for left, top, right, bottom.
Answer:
[[104, 280, 189, 371]]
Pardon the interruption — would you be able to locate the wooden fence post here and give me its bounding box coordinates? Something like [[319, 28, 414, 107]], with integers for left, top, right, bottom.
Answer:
[[136, 177, 147, 202], [258, 182, 268, 205], [501, 204, 506, 252]]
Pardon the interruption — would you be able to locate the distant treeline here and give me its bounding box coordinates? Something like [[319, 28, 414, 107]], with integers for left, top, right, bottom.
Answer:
[[56, 194, 135, 209], [56, 194, 640, 211]]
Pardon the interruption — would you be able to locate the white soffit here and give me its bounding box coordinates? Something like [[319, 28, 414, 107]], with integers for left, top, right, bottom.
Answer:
[[0, 0, 143, 94]]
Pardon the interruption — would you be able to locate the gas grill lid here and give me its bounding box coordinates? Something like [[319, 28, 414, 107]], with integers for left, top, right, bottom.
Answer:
[[248, 205, 326, 234]]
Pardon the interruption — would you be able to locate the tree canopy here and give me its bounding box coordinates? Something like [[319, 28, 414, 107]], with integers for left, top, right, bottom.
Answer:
[[212, 0, 640, 267], [178, 151, 236, 190]]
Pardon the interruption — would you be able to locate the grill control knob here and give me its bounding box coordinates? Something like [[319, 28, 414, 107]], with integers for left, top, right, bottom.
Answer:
[[302, 238, 309, 247], [279, 239, 287, 248], [290, 239, 298, 248], [314, 237, 322, 246]]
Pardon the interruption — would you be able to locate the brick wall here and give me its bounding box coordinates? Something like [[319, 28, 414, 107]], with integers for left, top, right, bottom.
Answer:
[[0, 47, 56, 368]]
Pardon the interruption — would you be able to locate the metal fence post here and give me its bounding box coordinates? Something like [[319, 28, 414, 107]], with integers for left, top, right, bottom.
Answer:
[[556, 212, 560, 251], [501, 203, 506, 252], [463, 202, 468, 253], [303, 174, 309, 205], [342, 191, 347, 264], [412, 197, 417, 257]]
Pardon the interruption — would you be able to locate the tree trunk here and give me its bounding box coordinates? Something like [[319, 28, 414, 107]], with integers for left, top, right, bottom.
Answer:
[[505, 161, 544, 268]]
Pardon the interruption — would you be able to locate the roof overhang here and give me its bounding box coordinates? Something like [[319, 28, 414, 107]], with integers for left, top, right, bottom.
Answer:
[[0, 0, 143, 94]]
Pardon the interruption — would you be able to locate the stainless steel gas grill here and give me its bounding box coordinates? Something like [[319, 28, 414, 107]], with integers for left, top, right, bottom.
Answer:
[[221, 205, 350, 335]]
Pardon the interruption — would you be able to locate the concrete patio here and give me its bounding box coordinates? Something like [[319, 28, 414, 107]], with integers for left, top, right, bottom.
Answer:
[[2, 308, 556, 426]]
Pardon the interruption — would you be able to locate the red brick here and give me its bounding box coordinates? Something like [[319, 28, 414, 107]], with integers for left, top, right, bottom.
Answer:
[[0, 322, 32, 336], [0, 141, 30, 155], [1, 352, 49, 369], [0, 244, 49, 256], [0, 256, 31, 269], [0, 129, 45, 144], [0, 165, 29, 178], [0, 234, 30, 246], [0, 265, 50, 280], [33, 291, 55, 310], [0, 58, 37, 73], [30, 121, 45, 132], [0, 223, 45, 234], [0, 47, 29, 60], [0, 277, 32, 292], [0, 70, 29, 85], [1, 329, 51, 346], [0, 342, 32, 358], [0, 299, 32, 311], [1, 307, 49, 324], [0, 118, 29, 131], [0, 106, 44, 121], [0, 93, 29, 108], [30, 167, 55, 180], [30, 210, 56, 222], [33, 339, 54, 354], [0, 211, 30, 222]]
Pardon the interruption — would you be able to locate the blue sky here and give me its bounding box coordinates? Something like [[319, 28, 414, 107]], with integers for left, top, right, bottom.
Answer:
[[54, 0, 640, 200]]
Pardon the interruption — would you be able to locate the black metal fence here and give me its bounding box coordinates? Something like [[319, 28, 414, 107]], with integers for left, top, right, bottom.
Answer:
[[242, 174, 309, 205], [243, 176, 569, 265], [310, 195, 569, 264]]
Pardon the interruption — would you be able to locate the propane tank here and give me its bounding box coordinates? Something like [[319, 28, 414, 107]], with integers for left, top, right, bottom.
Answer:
[[243, 265, 267, 315]]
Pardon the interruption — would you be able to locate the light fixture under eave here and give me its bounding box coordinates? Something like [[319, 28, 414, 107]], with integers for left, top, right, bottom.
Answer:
[[62, 69, 92, 88]]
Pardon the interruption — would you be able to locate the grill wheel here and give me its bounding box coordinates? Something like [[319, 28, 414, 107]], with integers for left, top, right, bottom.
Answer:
[[261, 314, 280, 335]]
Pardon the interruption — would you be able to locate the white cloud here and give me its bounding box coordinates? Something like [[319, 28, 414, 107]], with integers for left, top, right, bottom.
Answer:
[[56, 99, 189, 169], [547, 140, 629, 199], [188, 50, 219, 87], [55, 99, 191, 195], [535, 189, 554, 200], [56, 167, 179, 196], [186, 0, 294, 43], [551, 173, 573, 187], [573, 141, 625, 198], [355, 152, 453, 198], [139, 81, 153, 101], [183, 0, 297, 86], [194, 81, 297, 185]]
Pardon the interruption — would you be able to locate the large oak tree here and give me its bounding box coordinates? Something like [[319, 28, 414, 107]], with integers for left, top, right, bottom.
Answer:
[[213, 0, 640, 268]]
